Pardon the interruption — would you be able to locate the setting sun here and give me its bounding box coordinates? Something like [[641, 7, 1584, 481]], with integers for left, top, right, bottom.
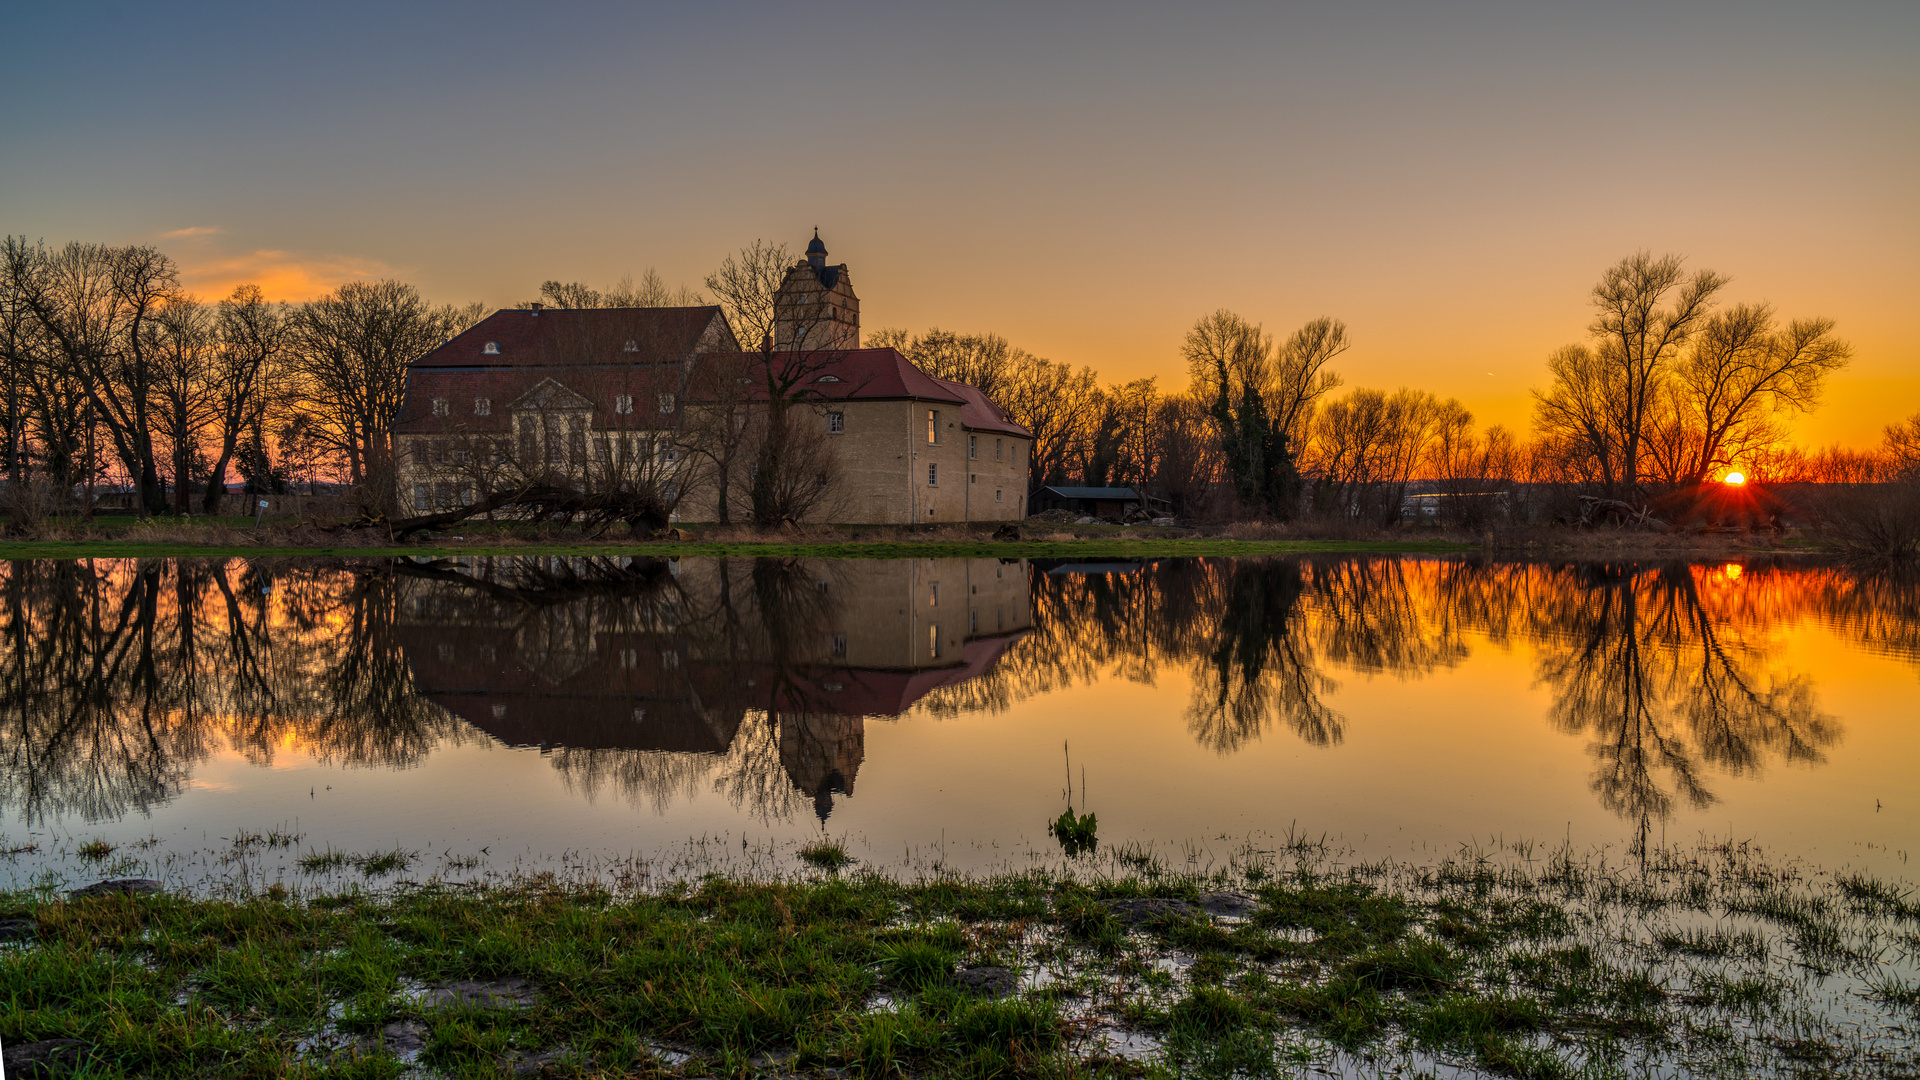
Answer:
[[1724, 472, 1747, 486]]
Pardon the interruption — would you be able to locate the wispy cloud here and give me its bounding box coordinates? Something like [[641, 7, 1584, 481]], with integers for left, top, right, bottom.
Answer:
[[178, 249, 403, 302], [161, 225, 225, 239]]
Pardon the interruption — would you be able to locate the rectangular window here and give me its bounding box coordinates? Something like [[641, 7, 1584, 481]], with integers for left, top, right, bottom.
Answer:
[[828, 411, 844, 434], [929, 583, 938, 607], [929, 624, 940, 659], [432, 481, 453, 509], [431, 397, 449, 417], [995, 438, 1003, 461], [926, 410, 938, 444], [614, 394, 633, 415], [413, 484, 430, 511], [928, 463, 938, 486], [995, 489, 1002, 503], [474, 397, 491, 416], [831, 633, 847, 657], [658, 393, 676, 414], [412, 439, 431, 466], [970, 609, 977, 633], [969, 434, 977, 459]]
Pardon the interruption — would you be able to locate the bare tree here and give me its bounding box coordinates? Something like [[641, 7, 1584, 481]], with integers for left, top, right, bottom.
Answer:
[[704, 240, 791, 350], [1306, 388, 1454, 523], [200, 285, 290, 514], [290, 280, 468, 506], [998, 357, 1103, 493], [1643, 304, 1852, 487], [1534, 252, 1728, 498], [3, 240, 183, 515], [1887, 412, 1920, 483], [146, 297, 219, 515], [535, 270, 704, 310], [1269, 317, 1348, 450]]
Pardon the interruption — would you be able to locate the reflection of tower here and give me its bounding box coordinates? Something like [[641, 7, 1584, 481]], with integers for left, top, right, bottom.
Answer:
[[778, 710, 865, 821]]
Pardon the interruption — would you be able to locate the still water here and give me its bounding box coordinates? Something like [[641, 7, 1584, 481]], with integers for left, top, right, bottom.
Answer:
[[1, 554, 1914, 889]]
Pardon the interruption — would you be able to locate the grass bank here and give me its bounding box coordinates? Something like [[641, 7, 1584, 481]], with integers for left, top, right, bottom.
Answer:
[[0, 512, 1828, 562], [5, 838, 1916, 1079]]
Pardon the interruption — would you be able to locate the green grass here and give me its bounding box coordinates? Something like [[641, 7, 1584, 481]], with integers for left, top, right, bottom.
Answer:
[[796, 840, 852, 871]]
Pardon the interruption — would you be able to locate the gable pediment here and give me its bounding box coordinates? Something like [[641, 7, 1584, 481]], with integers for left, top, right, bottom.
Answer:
[[508, 378, 594, 412]]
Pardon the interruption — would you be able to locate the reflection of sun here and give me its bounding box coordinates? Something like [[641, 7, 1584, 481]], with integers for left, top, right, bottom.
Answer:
[[1722, 563, 1743, 582], [1724, 471, 1747, 486]]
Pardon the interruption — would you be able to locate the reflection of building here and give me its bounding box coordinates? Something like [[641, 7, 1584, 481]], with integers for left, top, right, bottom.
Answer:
[[395, 557, 1031, 818]]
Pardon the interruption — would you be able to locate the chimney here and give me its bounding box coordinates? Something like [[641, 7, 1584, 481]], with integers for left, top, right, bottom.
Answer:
[[530, 302, 543, 315]]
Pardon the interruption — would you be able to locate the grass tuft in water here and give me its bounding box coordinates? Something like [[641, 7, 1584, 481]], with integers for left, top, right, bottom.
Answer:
[[797, 840, 852, 871]]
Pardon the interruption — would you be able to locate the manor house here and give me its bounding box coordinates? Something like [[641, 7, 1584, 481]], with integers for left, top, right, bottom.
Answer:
[[394, 233, 1032, 524]]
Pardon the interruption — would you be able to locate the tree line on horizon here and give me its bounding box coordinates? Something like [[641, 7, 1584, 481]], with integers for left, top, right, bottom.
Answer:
[[2, 234, 1915, 526]]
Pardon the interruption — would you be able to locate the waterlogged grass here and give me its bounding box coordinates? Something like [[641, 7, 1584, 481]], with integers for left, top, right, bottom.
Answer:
[[3, 841, 1918, 1078]]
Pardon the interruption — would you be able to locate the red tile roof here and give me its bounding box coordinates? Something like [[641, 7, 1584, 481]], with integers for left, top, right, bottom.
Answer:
[[413, 306, 731, 369], [398, 309, 1031, 441], [930, 377, 1033, 438]]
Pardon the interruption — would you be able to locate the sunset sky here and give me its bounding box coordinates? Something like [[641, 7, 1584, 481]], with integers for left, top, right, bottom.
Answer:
[[4, 0, 1914, 446]]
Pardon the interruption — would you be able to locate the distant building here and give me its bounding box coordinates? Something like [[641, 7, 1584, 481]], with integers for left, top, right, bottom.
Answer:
[[394, 234, 1031, 524], [1030, 486, 1168, 520]]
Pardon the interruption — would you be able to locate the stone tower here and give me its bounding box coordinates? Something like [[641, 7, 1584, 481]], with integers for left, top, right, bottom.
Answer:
[[773, 229, 860, 351]]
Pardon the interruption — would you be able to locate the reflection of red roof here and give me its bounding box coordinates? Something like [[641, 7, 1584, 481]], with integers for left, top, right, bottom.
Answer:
[[430, 692, 741, 754], [764, 632, 1028, 717]]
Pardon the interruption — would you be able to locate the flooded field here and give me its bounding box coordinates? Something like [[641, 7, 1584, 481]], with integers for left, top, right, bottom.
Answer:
[[1, 554, 1915, 891]]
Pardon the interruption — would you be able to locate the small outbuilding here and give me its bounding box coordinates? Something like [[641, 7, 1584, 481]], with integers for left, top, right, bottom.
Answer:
[[1030, 486, 1167, 520]]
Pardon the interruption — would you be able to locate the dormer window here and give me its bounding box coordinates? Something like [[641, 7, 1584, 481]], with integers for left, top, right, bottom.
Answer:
[[658, 393, 676, 414], [431, 397, 450, 417], [816, 374, 841, 383], [474, 397, 491, 416], [613, 394, 634, 415], [482, 342, 500, 355], [623, 340, 638, 352]]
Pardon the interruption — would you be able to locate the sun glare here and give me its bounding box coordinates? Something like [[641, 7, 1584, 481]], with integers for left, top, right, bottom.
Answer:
[[1724, 471, 1746, 486]]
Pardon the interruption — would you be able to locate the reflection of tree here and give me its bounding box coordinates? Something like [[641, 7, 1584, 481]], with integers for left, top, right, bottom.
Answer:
[[0, 559, 464, 824], [1186, 560, 1343, 752], [1527, 562, 1838, 823], [929, 555, 1867, 825]]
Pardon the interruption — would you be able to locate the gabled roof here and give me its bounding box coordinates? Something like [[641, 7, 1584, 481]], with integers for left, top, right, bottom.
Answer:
[[509, 378, 595, 412], [1037, 486, 1145, 500], [412, 306, 732, 370]]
